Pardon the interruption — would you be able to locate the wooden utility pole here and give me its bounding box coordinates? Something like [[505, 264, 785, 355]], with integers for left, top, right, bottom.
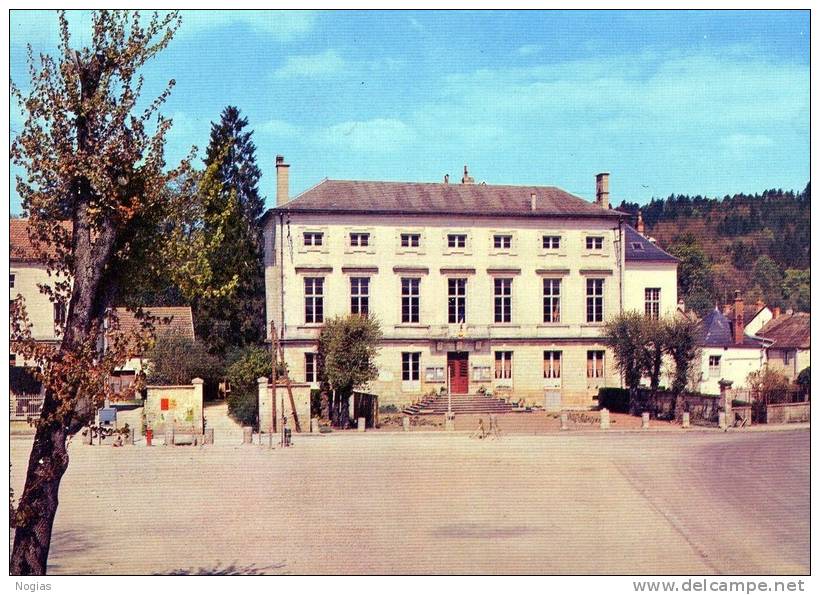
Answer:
[[271, 322, 302, 433], [276, 330, 302, 433]]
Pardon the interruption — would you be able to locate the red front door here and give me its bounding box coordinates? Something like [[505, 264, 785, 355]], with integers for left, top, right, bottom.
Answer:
[[447, 352, 469, 394]]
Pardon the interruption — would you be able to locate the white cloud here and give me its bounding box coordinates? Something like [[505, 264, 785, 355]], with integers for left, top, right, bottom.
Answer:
[[317, 118, 416, 152], [274, 49, 346, 78], [259, 119, 300, 137], [517, 44, 542, 56]]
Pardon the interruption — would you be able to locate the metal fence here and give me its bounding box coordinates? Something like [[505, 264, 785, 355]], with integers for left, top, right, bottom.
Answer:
[[10, 393, 45, 421]]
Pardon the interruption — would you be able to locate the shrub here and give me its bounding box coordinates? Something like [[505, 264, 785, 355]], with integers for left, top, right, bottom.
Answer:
[[597, 387, 630, 413], [227, 390, 257, 429], [379, 403, 400, 414], [145, 332, 223, 386], [225, 345, 281, 428]]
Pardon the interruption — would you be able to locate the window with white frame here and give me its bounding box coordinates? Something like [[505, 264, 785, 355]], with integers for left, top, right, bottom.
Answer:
[[400, 233, 420, 248], [708, 355, 721, 378], [586, 278, 604, 323], [543, 278, 561, 323], [493, 234, 512, 250], [401, 278, 420, 323], [303, 231, 323, 247], [402, 352, 420, 382], [587, 350, 605, 378], [350, 277, 370, 316], [542, 235, 561, 250], [350, 232, 370, 247], [304, 277, 324, 323], [305, 353, 318, 383], [543, 351, 562, 379], [448, 278, 467, 323], [447, 233, 467, 249], [494, 351, 513, 380], [494, 278, 512, 323], [586, 236, 604, 250], [645, 288, 661, 320]]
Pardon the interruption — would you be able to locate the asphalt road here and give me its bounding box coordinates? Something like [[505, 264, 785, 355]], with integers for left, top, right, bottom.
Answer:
[[607, 429, 809, 574], [9, 428, 809, 575]]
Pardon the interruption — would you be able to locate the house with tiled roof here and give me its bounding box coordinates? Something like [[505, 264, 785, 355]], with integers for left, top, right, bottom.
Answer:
[[695, 292, 767, 395], [757, 311, 810, 382], [263, 158, 678, 410], [106, 306, 196, 393], [10, 218, 196, 396]]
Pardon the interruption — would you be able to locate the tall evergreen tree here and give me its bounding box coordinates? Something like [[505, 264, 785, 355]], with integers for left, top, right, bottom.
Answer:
[[204, 106, 265, 226], [196, 107, 266, 353]]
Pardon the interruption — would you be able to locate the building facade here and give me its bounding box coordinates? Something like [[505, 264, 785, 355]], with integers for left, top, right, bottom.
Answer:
[[10, 219, 70, 363], [263, 160, 678, 410]]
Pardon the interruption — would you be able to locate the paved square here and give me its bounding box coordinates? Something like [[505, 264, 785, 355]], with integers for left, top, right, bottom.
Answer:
[[10, 428, 808, 575]]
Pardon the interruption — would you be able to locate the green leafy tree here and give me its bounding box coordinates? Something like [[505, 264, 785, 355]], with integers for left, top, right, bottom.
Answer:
[[8, 10, 215, 574], [752, 255, 783, 306], [668, 235, 716, 316], [602, 312, 647, 390], [641, 317, 665, 390], [781, 269, 810, 312], [796, 367, 810, 397], [145, 333, 223, 386], [224, 346, 285, 427], [662, 317, 700, 395], [318, 315, 382, 428]]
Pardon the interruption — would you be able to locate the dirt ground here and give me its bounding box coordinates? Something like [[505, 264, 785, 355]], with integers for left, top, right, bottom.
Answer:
[[9, 428, 808, 575]]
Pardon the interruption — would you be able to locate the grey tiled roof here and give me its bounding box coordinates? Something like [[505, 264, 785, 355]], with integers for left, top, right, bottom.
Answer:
[[624, 225, 678, 263], [698, 308, 763, 348], [268, 179, 623, 219]]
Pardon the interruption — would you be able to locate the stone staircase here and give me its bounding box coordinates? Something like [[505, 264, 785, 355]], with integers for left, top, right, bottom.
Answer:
[[403, 393, 515, 415]]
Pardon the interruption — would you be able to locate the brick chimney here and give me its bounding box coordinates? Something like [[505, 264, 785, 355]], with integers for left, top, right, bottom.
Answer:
[[636, 210, 645, 235], [595, 173, 610, 209], [773, 306, 781, 319], [461, 165, 474, 184], [275, 155, 289, 206], [444, 174, 449, 184], [530, 192, 537, 211], [733, 290, 744, 345]]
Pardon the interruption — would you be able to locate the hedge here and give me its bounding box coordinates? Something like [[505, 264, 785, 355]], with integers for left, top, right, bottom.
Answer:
[[597, 387, 630, 413]]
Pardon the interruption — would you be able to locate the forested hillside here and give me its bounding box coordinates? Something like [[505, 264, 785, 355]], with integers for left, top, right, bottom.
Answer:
[[616, 184, 810, 315]]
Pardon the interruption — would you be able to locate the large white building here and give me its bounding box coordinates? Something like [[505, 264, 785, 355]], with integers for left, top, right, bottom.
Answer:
[[263, 159, 678, 409]]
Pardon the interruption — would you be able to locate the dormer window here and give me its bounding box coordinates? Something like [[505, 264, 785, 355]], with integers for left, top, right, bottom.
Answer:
[[447, 234, 467, 249], [586, 236, 604, 250], [400, 233, 420, 248], [493, 234, 512, 250], [350, 232, 370, 247], [631, 242, 644, 251], [303, 232, 323, 247]]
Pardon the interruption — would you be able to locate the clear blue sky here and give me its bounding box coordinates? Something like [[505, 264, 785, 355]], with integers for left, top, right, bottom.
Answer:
[[9, 9, 810, 213]]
